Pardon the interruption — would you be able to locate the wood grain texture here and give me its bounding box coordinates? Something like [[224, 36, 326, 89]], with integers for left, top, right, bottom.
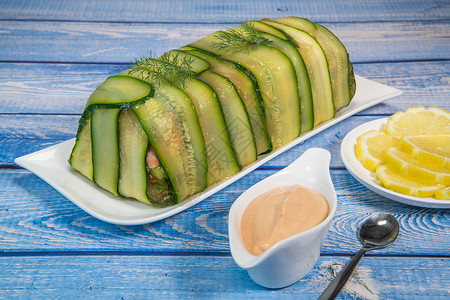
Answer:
[[1, 168, 448, 255], [1, 0, 449, 22], [0, 63, 125, 115], [0, 21, 448, 63], [1, 0, 449, 298], [0, 255, 448, 299]]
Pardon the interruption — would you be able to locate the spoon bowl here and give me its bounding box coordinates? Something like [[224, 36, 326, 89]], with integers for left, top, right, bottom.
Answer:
[[319, 213, 400, 299], [359, 213, 400, 249]]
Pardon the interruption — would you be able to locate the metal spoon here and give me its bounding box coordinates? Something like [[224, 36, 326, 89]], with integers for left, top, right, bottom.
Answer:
[[318, 213, 400, 300]]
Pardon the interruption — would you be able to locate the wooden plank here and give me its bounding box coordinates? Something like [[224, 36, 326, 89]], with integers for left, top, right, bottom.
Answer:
[[352, 61, 450, 115], [0, 255, 448, 298], [1, 61, 448, 115], [0, 63, 125, 115], [1, 1, 448, 297], [1, 168, 448, 255], [0, 0, 449, 22], [0, 21, 448, 63], [0, 63, 122, 115], [323, 21, 450, 63]]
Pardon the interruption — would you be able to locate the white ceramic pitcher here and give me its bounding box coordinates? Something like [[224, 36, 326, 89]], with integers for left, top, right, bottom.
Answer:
[[228, 148, 337, 289]]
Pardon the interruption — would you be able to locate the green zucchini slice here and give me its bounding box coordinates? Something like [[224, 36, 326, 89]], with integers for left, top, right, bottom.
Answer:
[[257, 30, 314, 133], [315, 23, 356, 106], [70, 75, 153, 194], [133, 78, 207, 204], [275, 16, 354, 110], [136, 51, 240, 185], [263, 20, 335, 126], [183, 48, 271, 154], [180, 76, 240, 185], [198, 71, 257, 168], [165, 49, 210, 74], [91, 107, 121, 196], [77, 75, 153, 135], [69, 114, 93, 180], [189, 31, 301, 149], [117, 108, 150, 203], [247, 20, 288, 40]]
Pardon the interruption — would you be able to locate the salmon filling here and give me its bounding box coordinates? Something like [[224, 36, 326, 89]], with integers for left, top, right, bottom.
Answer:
[[145, 144, 174, 205]]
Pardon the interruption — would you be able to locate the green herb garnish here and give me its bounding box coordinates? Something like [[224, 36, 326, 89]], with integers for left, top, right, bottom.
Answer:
[[211, 21, 271, 53], [129, 51, 194, 89]]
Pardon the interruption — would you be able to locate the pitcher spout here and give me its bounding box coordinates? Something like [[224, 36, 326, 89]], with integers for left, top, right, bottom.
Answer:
[[283, 147, 332, 184]]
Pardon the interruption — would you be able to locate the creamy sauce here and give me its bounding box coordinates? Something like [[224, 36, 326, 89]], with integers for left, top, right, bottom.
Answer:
[[240, 185, 329, 256]]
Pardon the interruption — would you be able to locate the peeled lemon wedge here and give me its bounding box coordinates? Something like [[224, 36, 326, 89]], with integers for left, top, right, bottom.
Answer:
[[435, 187, 450, 200], [355, 130, 400, 172], [386, 106, 450, 136], [400, 135, 450, 169], [355, 106, 450, 200], [376, 164, 444, 198], [385, 147, 450, 186]]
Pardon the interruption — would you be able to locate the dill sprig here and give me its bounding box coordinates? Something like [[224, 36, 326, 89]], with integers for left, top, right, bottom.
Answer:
[[211, 21, 271, 53], [129, 51, 194, 89]]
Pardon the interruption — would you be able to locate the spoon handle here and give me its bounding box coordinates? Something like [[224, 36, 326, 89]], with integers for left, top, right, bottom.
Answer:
[[318, 246, 369, 300]]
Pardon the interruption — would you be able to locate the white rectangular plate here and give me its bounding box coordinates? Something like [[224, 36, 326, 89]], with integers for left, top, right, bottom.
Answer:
[[15, 75, 402, 225]]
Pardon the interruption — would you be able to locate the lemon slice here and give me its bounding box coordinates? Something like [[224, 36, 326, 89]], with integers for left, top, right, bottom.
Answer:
[[435, 187, 450, 200], [385, 147, 450, 185], [355, 130, 400, 172], [376, 164, 444, 198], [386, 106, 450, 137], [400, 135, 450, 169]]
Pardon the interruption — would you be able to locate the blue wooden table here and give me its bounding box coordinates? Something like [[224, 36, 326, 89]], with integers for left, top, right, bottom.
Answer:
[[1, 0, 449, 298]]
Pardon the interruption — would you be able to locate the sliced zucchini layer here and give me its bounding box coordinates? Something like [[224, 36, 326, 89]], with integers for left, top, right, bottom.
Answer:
[[258, 30, 314, 133], [117, 108, 149, 203], [91, 107, 121, 196], [70, 75, 153, 193], [275, 16, 354, 110], [133, 78, 207, 204], [190, 30, 301, 149], [70, 17, 356, 207], [198, 71, 257, 168], [247, 20, 288, 40], [179, 76, 240, 186], [77, 75, 153, 135], [263, 20, 335, 126], [69, 113, 93, 180], [165, 49, 210, 74], [183, 48, 271, 155]]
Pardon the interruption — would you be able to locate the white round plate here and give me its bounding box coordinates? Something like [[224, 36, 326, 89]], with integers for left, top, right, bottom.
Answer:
[[341, 118, 450, 209]]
